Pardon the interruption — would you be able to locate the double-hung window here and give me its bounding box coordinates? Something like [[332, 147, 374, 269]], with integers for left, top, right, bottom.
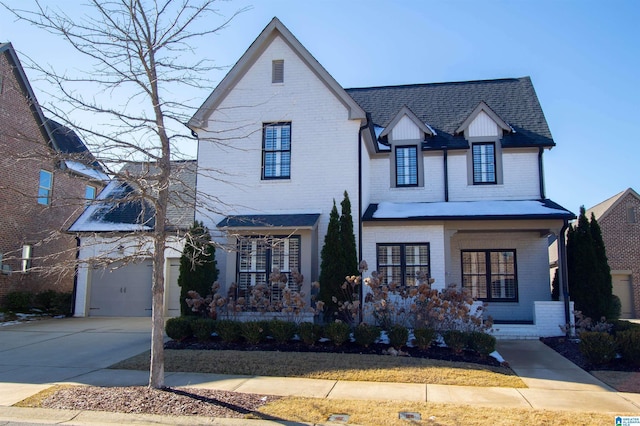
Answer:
[[237, 236, 300, 302], [38, 170, 53, 205], [395, 146, 418, 187], [462, 250, 517, 301], [472, 142, 496, 184], [262, 122, 291, 179], [377, 243, 430, 287]]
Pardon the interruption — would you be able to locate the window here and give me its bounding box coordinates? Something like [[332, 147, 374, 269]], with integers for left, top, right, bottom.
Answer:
[[21, 244, 32, 273], [628, 206, 637, 224], [38, 170, 53, 205], [237, 236, 300, 302], [395, 146, 418, 187], [85, 185, 96, 204], [377, 243, 430, 287], [472, 142, 496, 184], [262, 122, 291, 179], [462, 250, 517, 301], [272, 59, 284, 83]]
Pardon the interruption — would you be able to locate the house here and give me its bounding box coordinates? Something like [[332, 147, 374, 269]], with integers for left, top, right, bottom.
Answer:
[[187, 18, 574, 337], [70, 160, 196, 317], [585, 189, 639, 318], [0, 42, 107, 302]]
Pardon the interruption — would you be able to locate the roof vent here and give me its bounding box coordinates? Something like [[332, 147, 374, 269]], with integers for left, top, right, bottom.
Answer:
[[272, 60, 284, 84]]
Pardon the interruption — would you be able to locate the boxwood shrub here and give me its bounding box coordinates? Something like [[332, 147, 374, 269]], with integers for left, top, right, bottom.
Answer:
[[579, 331, 616, 365], [353, 323, 380, 347], [413, 327, 436, 350], [324, 321, 351, 346], [165, 317, 193, 341], [387, 324, 409, 349], [298, 322, 323, 346], [191, 318, 217, 342]]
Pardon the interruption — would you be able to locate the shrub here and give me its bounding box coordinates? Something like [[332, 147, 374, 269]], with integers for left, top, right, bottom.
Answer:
[[269, 319, 298, 344], [443, 330, 466, 354], [216, 320, 242, 343], [324, 321, 351, 346], [610, 319, 640, 335], [388, 324, 409, 349], [165, 317, 193, 341], [466, 331, 496, 356], [240, 321, 267, 344], [413, 327, 435, 350], [33, 291, 72, 316], [615, 330, 640, 365], [191, 318, 217, 342], [298, 322, 323, 346], [579, 331, 616, 365], [353, 323, 380, 347], [4, 291, 33, 312]]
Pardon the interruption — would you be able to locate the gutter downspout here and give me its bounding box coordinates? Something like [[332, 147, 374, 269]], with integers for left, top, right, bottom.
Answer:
[[71, 236, 81, 317], [443, 148, 449, 202], [558, 219, 571, 336], [538, 147, 545, 199], [357, 116, 369, 324]]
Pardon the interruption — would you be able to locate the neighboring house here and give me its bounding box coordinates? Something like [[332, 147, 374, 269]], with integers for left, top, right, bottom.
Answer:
[[69, 160, 196, 317], [586, 189, 639, 318], [187, 18, 574, 337], [0, 42, 107, 302]]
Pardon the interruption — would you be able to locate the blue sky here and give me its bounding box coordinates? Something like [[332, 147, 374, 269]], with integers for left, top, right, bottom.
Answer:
[[1, 0, 639, 214]]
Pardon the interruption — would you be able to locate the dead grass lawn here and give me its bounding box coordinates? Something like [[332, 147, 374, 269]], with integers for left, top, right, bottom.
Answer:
[[257, 397, 624, 425], [111, 349, 524, 388]]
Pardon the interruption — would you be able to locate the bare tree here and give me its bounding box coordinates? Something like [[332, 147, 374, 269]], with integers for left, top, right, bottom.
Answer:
[[4, 0, 247, 389]]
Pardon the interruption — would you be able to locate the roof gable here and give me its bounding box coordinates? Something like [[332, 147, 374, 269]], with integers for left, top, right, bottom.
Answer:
[[379, 105, 435, 140], [188, 17, 365, 129], [587, 188, 640, 222], [455, 101, 513, 135]]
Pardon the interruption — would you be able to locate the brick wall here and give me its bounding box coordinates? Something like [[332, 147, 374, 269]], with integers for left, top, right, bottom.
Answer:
[[598, 192, 640, 316], [0, 50, 100, 302]]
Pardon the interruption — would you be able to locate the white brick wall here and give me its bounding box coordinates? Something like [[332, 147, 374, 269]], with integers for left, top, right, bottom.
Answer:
[[195, 35, 361, 290]]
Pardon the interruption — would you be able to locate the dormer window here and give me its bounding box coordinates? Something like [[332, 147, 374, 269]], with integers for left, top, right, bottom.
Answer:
[[272, 60, 284, 83], [395, 146, 418, 186], [472, 142, 496, 184]]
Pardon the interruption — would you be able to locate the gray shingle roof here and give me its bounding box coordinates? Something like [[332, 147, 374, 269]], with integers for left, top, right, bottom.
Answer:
[[346, 77, 554, 149], [217, 214, 321, 229]]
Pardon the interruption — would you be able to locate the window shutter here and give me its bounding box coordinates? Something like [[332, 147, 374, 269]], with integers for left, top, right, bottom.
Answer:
[[272, 60, 284, 83]]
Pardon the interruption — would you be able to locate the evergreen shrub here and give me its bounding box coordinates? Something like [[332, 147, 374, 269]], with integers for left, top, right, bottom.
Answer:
[[216, 320, 242, 343], [466, 331, 496, 356], [353, 323, 380, 347], [240, 321, 267, 344], [579, 331, 616, 365], [443, 330, 466, 354], [191, 318, 216, 342], [4, 291, 32, 312], [413, 327, 436, 349], [324, 321, 351, 346], [388, 324, 409, 348], [298, 322, 323, 346], [165, 317, 193, 341], [615, 330, 640, 365], [269, 319, 298, 344]]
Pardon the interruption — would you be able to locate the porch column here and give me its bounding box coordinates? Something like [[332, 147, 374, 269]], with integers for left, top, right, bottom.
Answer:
[[557, 219, 571, 334]]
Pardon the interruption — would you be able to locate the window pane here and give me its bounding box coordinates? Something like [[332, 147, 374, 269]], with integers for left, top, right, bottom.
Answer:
[[472, 143, 496, 183], [38, 170, 52, 205], [85, 186, 96, 200], [489, 251, 516, 300], [263, 123, 291, 179], [462, 251, 487, 299], [396, 146, 417, 186]]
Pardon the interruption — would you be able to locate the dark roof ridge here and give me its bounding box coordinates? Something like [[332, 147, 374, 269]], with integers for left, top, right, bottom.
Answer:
[[345, 76, 530, 92]]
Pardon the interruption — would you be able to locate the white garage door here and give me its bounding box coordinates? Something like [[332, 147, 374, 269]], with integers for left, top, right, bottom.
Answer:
[[613, 274, 635, 319], [89, 260, 153, 317], [166, 259, 181, 317]]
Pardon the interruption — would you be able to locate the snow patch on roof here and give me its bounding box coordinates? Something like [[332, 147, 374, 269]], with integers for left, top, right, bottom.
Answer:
[[373, 200, 570, 219], [65, 160, 109, 181]]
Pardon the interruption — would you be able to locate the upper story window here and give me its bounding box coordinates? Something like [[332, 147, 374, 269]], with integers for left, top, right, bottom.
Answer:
[[628, 206, 637, 224], [21, 244, 32, 273], [462, 249, 517, 302], [272, 60, 284, 83], [472, 142, 496, 184], [85, 185, 96, 204], [377, 243, 430, 287], [38, 170, 53, 205], [262, 122, 291, 180], [237, 235, 300, 302], [395, 146, 418, 187]]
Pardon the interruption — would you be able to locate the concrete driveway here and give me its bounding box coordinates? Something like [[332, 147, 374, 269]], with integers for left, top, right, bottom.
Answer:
[[0, 317, 152, 405]]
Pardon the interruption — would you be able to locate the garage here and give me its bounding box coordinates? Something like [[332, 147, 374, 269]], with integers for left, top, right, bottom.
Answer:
[[89, 260, 153, 316], [612, 274, 635, 319]]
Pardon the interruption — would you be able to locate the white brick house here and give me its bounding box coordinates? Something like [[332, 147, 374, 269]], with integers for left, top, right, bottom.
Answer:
[[188, 18, 575, 337]]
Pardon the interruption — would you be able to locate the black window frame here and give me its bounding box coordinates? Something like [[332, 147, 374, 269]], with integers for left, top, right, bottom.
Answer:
[[262, 122, 291, 180], [461, 249, 518, 302], [376, 243, 430, 287], [395, 145, 419, 187], [472, 142, 497, 185], [236, 235, 301, 302]]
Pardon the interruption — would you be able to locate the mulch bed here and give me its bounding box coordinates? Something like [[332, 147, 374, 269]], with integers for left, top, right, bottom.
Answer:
[[541, 336, 640, 372], [165, 337, 504, 368]]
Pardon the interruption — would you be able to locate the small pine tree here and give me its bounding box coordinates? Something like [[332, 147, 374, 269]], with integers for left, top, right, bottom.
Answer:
[[567, 207, 613, 320], [319, 201, 344, 317], [178, 221, 218, 316], [551, 269, 560, 301], [340, 191, 358, 277]]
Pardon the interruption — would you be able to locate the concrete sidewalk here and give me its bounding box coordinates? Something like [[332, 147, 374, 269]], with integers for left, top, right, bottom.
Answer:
[[1, 318, 640, 425]]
